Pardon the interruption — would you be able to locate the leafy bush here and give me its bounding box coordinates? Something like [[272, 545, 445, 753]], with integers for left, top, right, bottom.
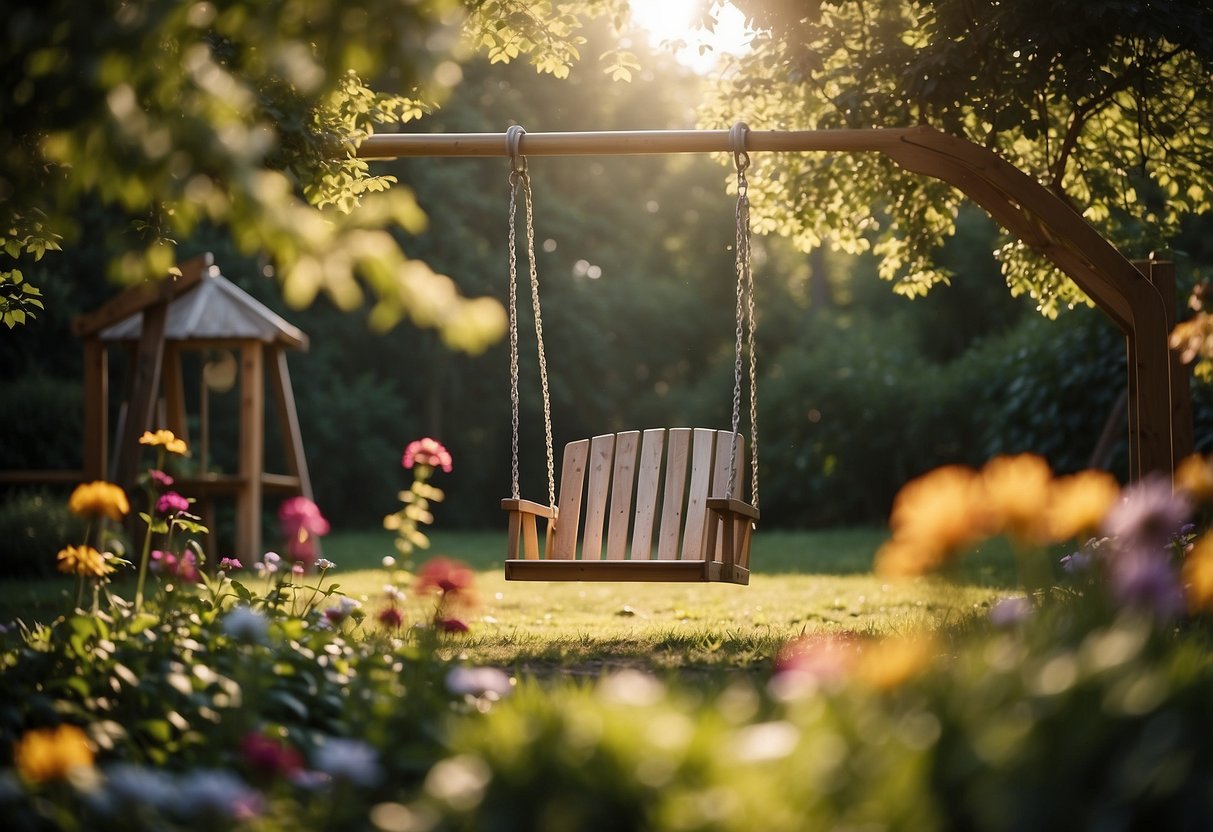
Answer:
[[0, 490, 85, 578]]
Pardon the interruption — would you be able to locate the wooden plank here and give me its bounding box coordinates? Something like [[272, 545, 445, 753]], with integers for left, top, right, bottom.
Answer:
[[580, 434, 616, 561], [656, 428, 691, 560], [500, 498, 555, 519], [710, 431, 744, 560], [236, 343, 264, 560], [550, 439, 589, 559], [629, 429, 665, 560], [162, 344, 189, 444], [268, 348, 315, 500], [680, 428, 717, 560], [505, 558, 746, 583], [522, 515, 541, 560], [506, 511, 521, 560], [115, 302, 168, 493], [606, 431, 639, 560], [71, 253, 211, 337], [82, 340, 108, 481]]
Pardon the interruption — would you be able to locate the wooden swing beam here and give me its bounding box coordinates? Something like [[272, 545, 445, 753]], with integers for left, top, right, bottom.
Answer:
[[358, 125, 1192, 479]]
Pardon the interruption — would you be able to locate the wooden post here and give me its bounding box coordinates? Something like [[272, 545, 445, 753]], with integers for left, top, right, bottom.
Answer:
[[268, 348, 314, 499], [82, 339, 108, 481], [162, 343, 189, 446], [114, 301, 168, 492], [237, 342, 264, 559]]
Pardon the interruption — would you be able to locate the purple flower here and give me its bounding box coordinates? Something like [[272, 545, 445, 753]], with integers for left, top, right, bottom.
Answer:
[[1108, 551, 1185, 620], [312, 738, 380, 787], [1102, 476, 1191, 553], [445, 666, 513, 700], [1060, 550, 1093, 575], [156, 491, 191, 515], [989, 596, 1033, 628]]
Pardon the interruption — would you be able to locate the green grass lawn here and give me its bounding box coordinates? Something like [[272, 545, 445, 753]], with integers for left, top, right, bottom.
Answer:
[[0, 527, 1023, 672]]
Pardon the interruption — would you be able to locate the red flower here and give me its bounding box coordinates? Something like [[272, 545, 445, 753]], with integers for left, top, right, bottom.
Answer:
[[438, 617, 470, 634], [403, 438, 453, 473], [415, 557, 474, 597], [240, 732, 303, 779], [377, 607, 404, 629]]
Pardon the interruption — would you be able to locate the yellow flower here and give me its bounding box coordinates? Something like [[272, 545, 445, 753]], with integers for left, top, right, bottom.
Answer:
[[1047, 470, 1120, 541], [56, 545, 114, 578], [14, 724, 94, 784], [1175, 454, 1213, 504], [981, 454, 1053, 543], [67, 481, 130, 521], [855, 635, 935, 691], [877, 465, 989, 577], [1184, 533, 1213, 613], [139, 429, 188, 456]]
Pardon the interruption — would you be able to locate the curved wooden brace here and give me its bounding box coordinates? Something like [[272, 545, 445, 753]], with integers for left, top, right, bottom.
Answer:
[[358, 126, 1190, 477]]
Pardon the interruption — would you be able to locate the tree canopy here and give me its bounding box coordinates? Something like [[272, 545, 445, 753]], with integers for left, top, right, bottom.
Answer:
[[698, 0, 1213, 315]]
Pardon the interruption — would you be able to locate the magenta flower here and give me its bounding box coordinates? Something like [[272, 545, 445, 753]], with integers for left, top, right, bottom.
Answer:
[[156, 491, 190, 515], [219, 557, 243, 571], [149, 469, 174, 488], [402, 438, 453, 473], [150, 550, 176, 574], [279, 497, 330, 538]]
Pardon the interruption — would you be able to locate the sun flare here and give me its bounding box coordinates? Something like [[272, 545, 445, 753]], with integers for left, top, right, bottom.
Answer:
[[628, 0, 750, 72]]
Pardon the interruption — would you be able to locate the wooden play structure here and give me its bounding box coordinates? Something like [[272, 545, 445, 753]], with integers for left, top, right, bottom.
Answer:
[[358, 125, 1194, 583], [70, 253, 316, 559]]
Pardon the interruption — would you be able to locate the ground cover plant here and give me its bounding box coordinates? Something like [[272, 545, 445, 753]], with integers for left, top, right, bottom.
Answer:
[[3, 433, 1213, 830]]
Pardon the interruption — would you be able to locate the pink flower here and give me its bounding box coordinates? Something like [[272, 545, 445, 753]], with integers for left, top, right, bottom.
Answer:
[[278, 497, 330, 539], [149, 469, 174, 488], [415, 557, 474, 598], [219, 557, 243, 571], [377, 607, 404, 629], [175, 551, 199, 582], [402, 438, 453, 473], [156, 491, 190, 515], [150, 550, 176, 574]]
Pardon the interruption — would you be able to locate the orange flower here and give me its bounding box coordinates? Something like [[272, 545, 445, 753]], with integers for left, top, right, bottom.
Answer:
[[57, 545, 114, 578], [1184, 533, 1213, 612], [68, 481, 130, 521], [1176, 454, 1213, 504], [139, 429, 188, 456], [981, 454, 1053, 543], [876, 465, 989, 577], [1047, 470, 1120, 541], [14, 724, 94, 783]]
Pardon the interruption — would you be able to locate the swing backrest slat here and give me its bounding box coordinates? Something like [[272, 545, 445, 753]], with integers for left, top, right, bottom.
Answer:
[[606, 431, 640, 560], [629, 429, 665, 560], [580, 433, 616, 560], [551, 439, 589, 559], [656, 428, 692, 560]]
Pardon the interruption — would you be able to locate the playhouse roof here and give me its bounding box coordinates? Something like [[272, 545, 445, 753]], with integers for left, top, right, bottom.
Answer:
[[98, 270, 308, 350]]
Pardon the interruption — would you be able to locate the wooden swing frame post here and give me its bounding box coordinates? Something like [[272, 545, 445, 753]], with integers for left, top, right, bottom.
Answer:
[[359, 126, 1191, 479]]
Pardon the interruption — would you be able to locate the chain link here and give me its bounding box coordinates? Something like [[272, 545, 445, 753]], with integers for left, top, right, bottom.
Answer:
[[727, 124, 759, 508], [507, 170, 522, 500]]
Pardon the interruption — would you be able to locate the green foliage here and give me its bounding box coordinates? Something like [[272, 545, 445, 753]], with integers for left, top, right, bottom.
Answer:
[[0, 376, 83, 472], [0, 491, 84, 578], [706, 0, 1213, 315]]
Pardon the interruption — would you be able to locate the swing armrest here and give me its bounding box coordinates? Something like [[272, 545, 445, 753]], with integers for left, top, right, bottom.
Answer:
[[501, 498, 554, 519], [706, 498, 760, 522]]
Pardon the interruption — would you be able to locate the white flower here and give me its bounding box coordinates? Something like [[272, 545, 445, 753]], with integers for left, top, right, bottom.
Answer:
[[316, 558, 335, 570], [312, 738, 380, 787], [383, 584, 404, 603], [382, 556, 396, 568], [221, 606, 269, 645], [446, 667, 513, 700]]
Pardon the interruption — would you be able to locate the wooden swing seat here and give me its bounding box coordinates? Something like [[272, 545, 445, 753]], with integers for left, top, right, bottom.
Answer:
[[504, 427, 758, 584]]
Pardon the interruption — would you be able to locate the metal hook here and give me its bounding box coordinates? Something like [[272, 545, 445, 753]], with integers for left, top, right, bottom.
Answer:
[[730, 121, 750, 173], [506, 124, 527, 174]]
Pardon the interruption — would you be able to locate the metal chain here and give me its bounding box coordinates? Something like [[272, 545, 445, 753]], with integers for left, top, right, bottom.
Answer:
[[727, 123, 759, 508], [520, 169, 557, 510]]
